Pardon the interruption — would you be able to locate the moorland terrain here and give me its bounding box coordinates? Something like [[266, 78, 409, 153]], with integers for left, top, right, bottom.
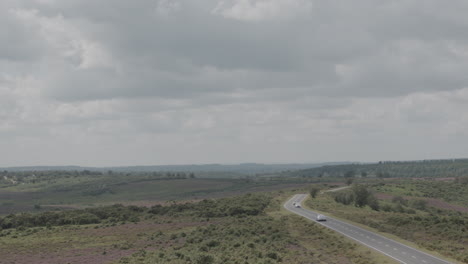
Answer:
[[0, 159, 467, 263]]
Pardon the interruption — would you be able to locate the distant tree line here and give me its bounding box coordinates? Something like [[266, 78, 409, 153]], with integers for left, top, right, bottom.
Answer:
[[293, 159, 468, 178], [0, 170, 196, 186]]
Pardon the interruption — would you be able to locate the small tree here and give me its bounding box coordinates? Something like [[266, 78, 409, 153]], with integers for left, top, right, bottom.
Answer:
[[409, 199, 427, 211], [196, 254, 214, 264], [367, 194, 380, 211], [309, 187, 320, 198], [344, 170, 355, 178], [455, 176, 468, 185], [334, 192, 354, 205], [353, 184, 369, 207], [392, 196, 408, 206]]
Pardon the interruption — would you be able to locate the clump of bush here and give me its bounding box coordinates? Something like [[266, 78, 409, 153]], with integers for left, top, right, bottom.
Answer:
[[0, 193, 272, 230], [149, 193, 271, 218], [380, 196, 427, 214], [0, 204, 144, 230], [309, 187, 321, 198], [332, 184, 379, 210]]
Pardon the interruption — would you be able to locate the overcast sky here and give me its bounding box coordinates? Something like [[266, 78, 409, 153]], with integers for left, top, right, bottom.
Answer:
[[1, 0, 468, 166]]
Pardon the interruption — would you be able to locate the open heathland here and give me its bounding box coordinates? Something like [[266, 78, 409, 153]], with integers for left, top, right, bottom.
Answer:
[[1, 164, 466, 263], [0, 191, 398, 264]]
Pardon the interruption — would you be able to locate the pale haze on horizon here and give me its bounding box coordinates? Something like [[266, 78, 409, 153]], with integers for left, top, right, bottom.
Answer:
[[1, 0, 468, 167]]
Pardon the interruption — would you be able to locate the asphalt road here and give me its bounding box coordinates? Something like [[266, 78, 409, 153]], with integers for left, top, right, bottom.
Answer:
[[284, 194, 454, 264]]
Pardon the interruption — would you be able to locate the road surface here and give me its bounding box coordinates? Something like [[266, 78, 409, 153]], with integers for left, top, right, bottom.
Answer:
[[285, 194, 454, 264]]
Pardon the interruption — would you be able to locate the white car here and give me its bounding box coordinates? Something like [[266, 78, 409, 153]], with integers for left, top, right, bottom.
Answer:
[[294, 203, 301, 208], [316, 214, 327, 221]]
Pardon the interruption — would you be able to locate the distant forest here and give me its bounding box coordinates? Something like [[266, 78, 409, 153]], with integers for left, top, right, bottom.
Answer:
[[0, 170, 195, 187], [3, 159, 468, 181], [292, 159, 468, 178]]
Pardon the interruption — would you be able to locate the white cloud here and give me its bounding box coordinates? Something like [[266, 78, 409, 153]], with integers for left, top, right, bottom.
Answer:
[[12, 8, 115, 69], [155, 0, 181, 17], [213, 0, 313, 21]]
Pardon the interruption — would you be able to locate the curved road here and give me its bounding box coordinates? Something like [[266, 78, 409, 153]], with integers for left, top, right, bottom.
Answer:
[[284, 194, 454, 264]]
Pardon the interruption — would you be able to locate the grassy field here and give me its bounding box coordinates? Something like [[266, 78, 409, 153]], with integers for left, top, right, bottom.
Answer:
[[0, 188, 400, 264], [370, 178, 468, 208], [305, 181, 468, 263]]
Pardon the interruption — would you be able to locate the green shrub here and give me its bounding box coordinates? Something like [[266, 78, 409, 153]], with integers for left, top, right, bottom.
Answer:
[[196, 254, 214, 264]]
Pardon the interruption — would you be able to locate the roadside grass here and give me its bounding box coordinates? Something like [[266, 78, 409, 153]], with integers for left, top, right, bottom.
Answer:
[[304, 191, 467, 263], [272, 190, 399, 264]]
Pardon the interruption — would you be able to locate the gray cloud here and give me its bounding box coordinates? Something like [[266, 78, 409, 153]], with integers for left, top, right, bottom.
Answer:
[[0, 10, 44, 61], [1, 0, 468, 166]]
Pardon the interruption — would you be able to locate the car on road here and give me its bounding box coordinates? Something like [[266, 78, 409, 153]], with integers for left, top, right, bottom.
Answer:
[[316, 214, 326, 221], [293, 202, 301, 208]]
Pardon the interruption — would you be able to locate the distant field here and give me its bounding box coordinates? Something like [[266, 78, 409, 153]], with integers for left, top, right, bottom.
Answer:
[[0, 170, 330, 215]]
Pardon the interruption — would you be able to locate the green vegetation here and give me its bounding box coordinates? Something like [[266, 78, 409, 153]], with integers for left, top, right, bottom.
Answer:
[[0, 190, 397, 264], [117, 214, 394, 264]]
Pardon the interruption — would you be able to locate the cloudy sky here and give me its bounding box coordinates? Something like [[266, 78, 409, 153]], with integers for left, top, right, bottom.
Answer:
[[1, 0, 468, 166]]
